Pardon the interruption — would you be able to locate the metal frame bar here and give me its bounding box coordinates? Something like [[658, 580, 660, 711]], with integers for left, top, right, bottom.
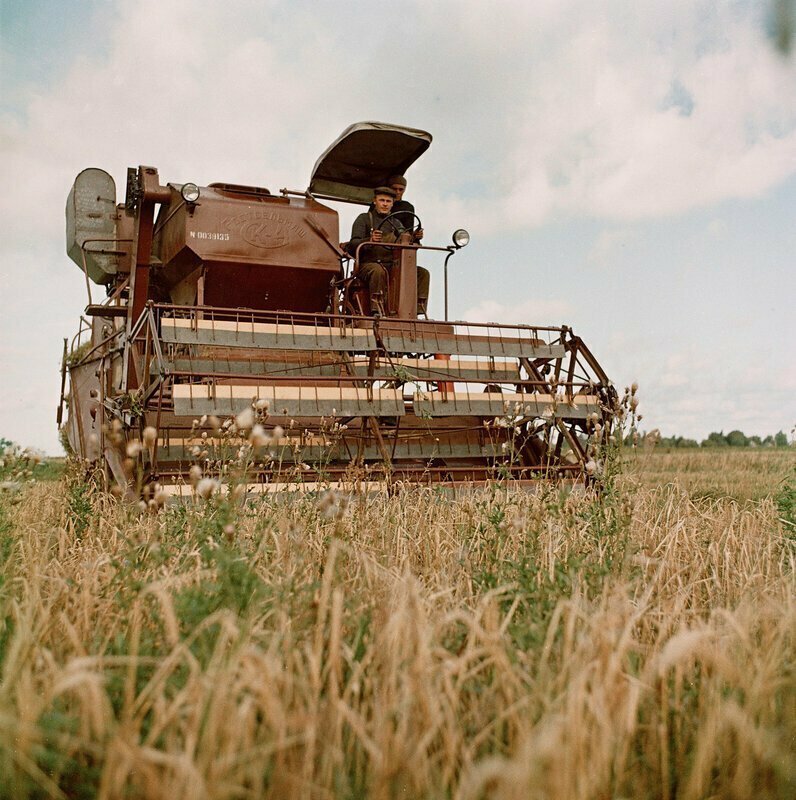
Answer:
[[163, 369, 594, 389], [153, 303, 567, 335]]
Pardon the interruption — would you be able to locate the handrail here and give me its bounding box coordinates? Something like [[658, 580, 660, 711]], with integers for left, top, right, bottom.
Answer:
[[79, 236, 133, 306], [69, 316, 93, 355], [352, 240, 458, 319], [152, 303, 568, 334]]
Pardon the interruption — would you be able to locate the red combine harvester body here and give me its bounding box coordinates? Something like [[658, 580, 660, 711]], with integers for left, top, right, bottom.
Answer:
[[60, 122, 616, 499]]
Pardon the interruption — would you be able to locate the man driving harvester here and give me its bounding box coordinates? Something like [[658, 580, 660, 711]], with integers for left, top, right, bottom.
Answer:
[[343, 185, 430, 316]]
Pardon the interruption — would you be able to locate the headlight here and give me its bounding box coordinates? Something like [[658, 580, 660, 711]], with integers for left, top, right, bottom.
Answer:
[[181, 183, 200, 203], [452, 229, 470, 248]]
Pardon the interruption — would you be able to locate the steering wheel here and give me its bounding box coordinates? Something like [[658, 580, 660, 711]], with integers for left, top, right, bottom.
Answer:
[[376, 211, 423, 238]]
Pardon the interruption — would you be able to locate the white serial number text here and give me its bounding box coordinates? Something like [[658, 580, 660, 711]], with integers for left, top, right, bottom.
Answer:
[[190, 231, 230, 241]]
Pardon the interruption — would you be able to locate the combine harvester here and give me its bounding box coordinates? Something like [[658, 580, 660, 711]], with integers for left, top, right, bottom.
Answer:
[[59, 122, 616, 499]]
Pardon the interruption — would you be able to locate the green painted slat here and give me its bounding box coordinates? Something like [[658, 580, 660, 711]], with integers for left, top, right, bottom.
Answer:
[[171, 384, 404, 418], [381, 331, 565, 358], [161, 317, 376, 351], [161, 356, 522, 382], [156, 438, 502, 464], [412, 392, 600, 420]]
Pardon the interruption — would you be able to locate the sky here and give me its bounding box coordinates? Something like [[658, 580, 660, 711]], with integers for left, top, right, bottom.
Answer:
[[1, 0, 794, 454]]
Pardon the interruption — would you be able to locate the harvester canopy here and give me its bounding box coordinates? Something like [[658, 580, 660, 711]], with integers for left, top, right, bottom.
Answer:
[[308, 121, 432, 204], [59, 122, 616, 500]]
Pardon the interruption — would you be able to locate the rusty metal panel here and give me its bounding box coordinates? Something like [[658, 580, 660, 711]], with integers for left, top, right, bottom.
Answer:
[[156, 187, 341, 271], [66, 361, 102, 460], [155, 187, 341, 314], [161, 317, 377, 351], [172, 383, 404, 418]]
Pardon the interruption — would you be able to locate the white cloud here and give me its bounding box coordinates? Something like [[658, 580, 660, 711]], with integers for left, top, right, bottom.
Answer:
[[417, 2, 796, 231], [598, 338, 796, 442], [462, 298, 574, 326], [588, 227, 640, 266], [3, 1, 794, 243], [706, 218, 728, 237], [1, 0, 795, 451]]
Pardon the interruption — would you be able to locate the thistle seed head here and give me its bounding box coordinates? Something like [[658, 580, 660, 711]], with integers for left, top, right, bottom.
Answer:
[[249, 424, 271, 448], [236, 407, 255, 431], [196, 477, 219, 499]]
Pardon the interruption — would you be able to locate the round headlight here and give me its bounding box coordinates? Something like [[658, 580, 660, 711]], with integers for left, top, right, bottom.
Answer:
[[181, 183, 200, 203], [452, 228, 470, 248]]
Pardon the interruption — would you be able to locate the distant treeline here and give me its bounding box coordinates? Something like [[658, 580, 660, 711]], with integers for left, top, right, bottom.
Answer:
[[634, 430, 793, 449]]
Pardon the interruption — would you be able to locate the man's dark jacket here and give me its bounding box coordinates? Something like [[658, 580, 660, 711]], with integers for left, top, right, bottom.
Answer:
[[390, 199, 416, 229], [345, 210, 405, 262]]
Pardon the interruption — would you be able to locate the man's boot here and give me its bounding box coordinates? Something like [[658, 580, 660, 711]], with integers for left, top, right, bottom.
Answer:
[[370, 291, 384, 317]]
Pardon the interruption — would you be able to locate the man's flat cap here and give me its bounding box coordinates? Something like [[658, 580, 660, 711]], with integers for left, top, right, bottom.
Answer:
[[373, 185, 397, 197], [387, 175, 407, 187]]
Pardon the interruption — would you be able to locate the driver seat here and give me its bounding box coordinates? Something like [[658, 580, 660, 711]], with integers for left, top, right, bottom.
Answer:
[[341, 261, 395, 317]]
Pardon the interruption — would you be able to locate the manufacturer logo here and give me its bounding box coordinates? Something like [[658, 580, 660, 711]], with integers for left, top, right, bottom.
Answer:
[[221, 210, 306, 250]]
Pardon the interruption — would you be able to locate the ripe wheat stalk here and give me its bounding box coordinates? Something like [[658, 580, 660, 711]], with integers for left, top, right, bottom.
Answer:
[[0, 456, 793, 799]]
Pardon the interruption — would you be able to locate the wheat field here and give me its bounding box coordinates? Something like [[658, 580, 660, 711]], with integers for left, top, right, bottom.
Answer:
[[0, 451, 794, 799], [623, 447, 794, 502]]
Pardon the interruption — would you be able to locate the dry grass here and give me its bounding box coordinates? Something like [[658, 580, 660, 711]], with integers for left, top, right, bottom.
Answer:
[[0, 452, 794, 799]]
